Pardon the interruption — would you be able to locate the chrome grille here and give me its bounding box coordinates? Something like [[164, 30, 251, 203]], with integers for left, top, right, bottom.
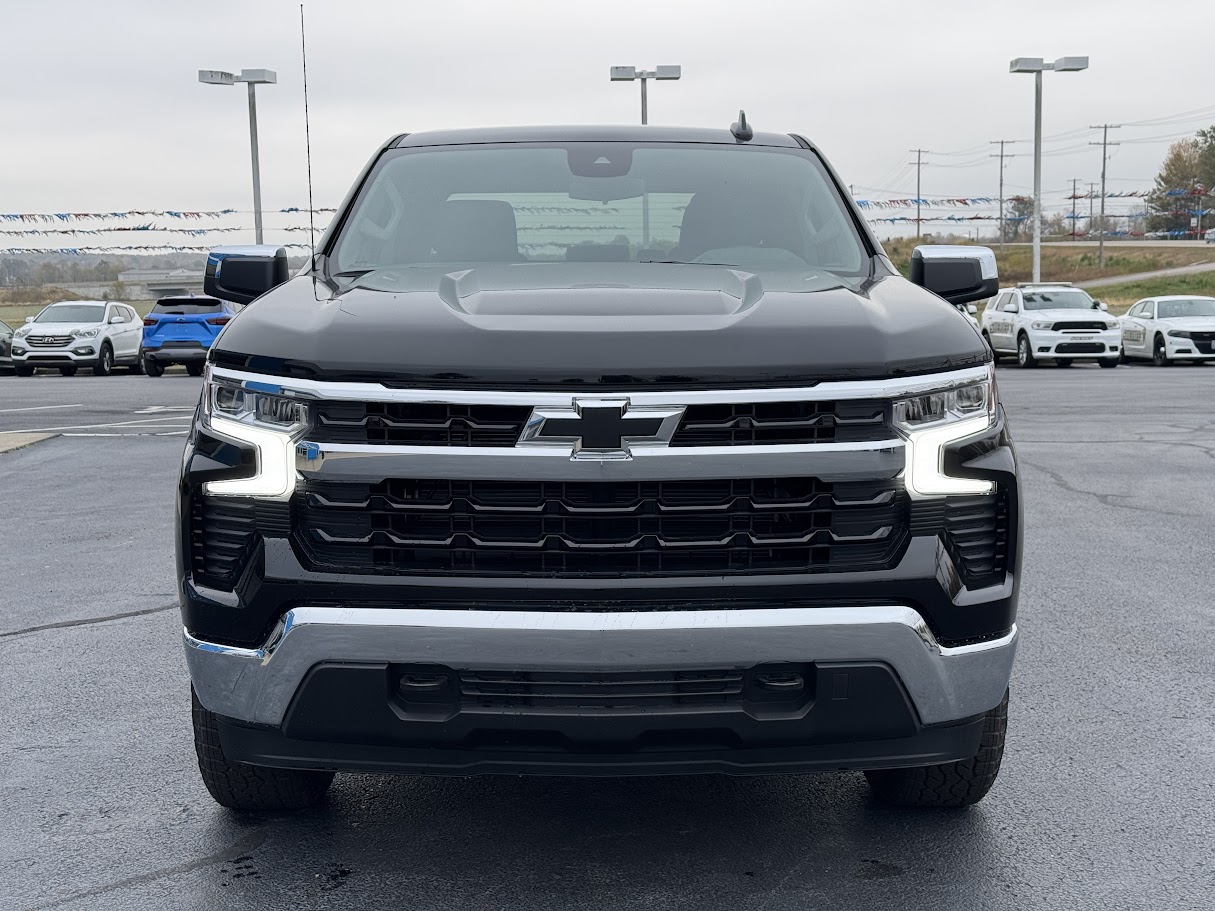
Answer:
[[26, 335, 73, 347]]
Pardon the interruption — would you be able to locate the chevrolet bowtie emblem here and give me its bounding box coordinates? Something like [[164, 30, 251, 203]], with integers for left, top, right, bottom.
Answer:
[[517, 398, 685, 459]]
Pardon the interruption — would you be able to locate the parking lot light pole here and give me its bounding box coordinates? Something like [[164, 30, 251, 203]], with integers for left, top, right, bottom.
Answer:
[[1009, 56, 1089, 282], [610, 65, 681, 125], [199, 68, 278, 245]]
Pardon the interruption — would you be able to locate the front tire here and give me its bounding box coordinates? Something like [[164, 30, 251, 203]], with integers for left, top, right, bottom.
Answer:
[[865, 690, 1008, 809], [15, 364, 34, 376], [93, 343, 114, 376], [1016, 334, 1037, 369], [1152, 336, 1170, 367], [192, 689, 334, 811], [1098, 357, 1119, 369], [59, 365, 78, 377], [143, 357, 165, 377], [186, 362, 204, 377], [1055, 358, 1073, 368]]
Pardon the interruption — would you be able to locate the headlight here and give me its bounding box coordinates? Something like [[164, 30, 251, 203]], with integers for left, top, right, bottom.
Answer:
[[1030, 321, 1053, 330], [71, 328, 99, 338], [14, 327, 29, 338], [201, 371, 309, 499], [893, 372, 997, 497], [1167, 329, 1192, 338], [1105, 321, 1118, 330], [206, 375, 309, 428]]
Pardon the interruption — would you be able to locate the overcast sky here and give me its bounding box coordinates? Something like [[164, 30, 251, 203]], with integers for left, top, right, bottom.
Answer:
[[2, 0, 1213, 242]]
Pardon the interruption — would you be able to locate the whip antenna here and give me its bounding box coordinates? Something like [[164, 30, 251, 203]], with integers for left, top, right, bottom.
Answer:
[[300, 4, 316, 266]]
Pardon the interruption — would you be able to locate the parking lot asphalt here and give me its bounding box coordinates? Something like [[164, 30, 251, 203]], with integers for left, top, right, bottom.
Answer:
[[2, 364, 1213, 911]]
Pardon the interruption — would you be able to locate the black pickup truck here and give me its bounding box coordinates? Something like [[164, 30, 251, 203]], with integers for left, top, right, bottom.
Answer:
[[179, 120, 1020, 811]]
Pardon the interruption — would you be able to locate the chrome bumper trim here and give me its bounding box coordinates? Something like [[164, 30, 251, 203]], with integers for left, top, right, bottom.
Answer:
[[185, 606, 1016, 728], [210, 364, 992, 406]]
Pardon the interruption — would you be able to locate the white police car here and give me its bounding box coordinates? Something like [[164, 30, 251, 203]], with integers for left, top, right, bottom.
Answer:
[[1119, 295, 1215, 366], [979, 283, 1121, 368]]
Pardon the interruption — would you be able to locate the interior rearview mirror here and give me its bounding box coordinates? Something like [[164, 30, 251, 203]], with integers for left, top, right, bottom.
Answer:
[[204, 245, 290, 305], [910, 245, 999, 306], [568, 175, 645, 202]]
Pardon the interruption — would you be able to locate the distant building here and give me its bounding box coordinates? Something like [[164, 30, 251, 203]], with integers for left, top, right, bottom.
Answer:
[[116, 268, 206, 299]]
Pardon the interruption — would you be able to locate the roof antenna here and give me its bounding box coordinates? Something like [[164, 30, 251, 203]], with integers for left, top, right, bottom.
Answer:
[[731, 110, 753, 142]]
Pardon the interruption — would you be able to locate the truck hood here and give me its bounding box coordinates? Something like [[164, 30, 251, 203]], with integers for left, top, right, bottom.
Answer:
[[213, 263, 990, 389]]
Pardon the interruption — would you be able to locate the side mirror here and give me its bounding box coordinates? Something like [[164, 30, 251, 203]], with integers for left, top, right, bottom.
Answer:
[[1094, 301, 1108, 311], [24, 316, 33, 323], [108, 315, 123, 324], [967, 303, 978, 314], [910, 245, 998, 306], [204, 245, 289, 305]]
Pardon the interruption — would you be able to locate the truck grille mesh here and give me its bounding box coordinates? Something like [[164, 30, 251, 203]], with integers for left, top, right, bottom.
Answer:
[[308, 400, 892, 447], [670, 400, 889, 446], [294, 477, 909, 577]]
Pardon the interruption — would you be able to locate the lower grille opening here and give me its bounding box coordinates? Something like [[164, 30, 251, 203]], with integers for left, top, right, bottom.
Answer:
[[1055, 342, 1106, 354], [393, 664, 814, 715]]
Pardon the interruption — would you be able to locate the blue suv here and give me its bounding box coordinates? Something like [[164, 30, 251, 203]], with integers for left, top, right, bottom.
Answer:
[[141, 296, 239, 376]]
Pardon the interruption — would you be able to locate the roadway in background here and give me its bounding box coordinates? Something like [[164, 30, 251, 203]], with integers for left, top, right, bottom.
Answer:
[[2, 365, 1213, 911]]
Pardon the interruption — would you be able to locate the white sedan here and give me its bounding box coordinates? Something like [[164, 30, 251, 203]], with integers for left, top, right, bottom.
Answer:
[[1119, 296, 1215, 366]]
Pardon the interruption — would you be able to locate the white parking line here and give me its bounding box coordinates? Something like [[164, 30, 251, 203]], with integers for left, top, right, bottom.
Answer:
[[0, 416, 193, 434], [0, 403, 84, 414], [134, 406, 197, 414], [63, 431, 189, 437]]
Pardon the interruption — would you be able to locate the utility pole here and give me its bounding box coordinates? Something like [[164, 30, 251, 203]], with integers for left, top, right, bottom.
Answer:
[[1088, 182, 1097, 238], [910, 149, 928, 238], [1089, 123, 1121, 267], [1071, 178, 1081, 239], [990, 140, 1018, 250]]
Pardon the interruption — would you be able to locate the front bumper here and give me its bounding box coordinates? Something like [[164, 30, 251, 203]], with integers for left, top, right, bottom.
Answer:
[[1025, 328, 1120, 358], [1164, 336, 1215, 360], [187, 605, 1015, 775], [11, 346, 100, 367]]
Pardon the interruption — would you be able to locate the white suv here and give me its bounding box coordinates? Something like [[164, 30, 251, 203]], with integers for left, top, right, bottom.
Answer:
[[11, 300, 144, 376], [979, 284, 1121, 369]]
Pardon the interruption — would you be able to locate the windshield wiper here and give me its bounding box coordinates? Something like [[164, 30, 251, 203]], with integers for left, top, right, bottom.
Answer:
[[639, 260, 737, 266]]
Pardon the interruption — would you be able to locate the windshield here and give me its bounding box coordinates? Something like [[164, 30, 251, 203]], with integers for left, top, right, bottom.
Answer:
[[35, 304, 106, 323], [331, 142, 867, 279], [1158, 298, 1215, 319], [1021, 290, 1094, 311]]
